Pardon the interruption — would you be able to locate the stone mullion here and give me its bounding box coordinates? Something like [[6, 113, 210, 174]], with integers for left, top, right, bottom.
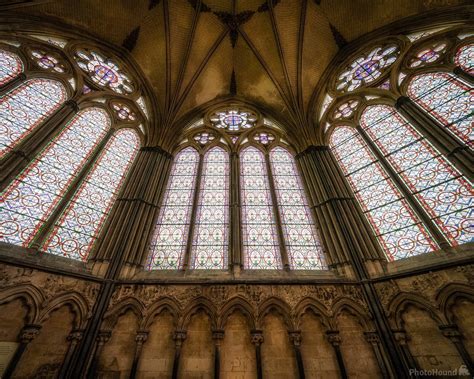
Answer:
[[364, 331, 391, 378], [265, 152, 290, 270], [2, 324, 41, 378], [325, 330, 348, 379], [289, 331, 305, 379], [183, 153, 204, 270], [395, 96, 473, 181], [230, 152, 242, 271], [58, 330, 83, 378], [251, 330, 264, 379], [453, 66, 474, 86], [29, 129, 114, 250], [357, 125, 451, 250], [129, 330, 149, 379], [0, 99, 79, 191], [439, 324, 473, 374], [0, 72, 26, 97], [171, 330, 187, 379]]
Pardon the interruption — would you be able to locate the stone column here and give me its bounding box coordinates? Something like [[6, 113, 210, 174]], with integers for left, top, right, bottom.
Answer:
[[90, 146, 173, 277], [230, 152, 242, 273], [364, 331, 390, 378], [289, 331, 305, 379], [0, 99, 79, 191], [212, 330, 225, 379], [395, 96, 473, 182], [296, 146, 385, 276], [3, 324, 41, 378], [58, 330, 83, 378], [251, 330, 264, 379], [439, 324, 473, 375], [171, 330, 187, 379], [0, 72, 26, 96], [392, 330, 419, 372], [87, 331, 111, 377], [130, 330, 149, 379], [326, 330, 347, 379]]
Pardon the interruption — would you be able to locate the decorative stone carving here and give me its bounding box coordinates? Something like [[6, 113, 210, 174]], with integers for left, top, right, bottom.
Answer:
[[173, 330, 187, 347], [364, 331, 380, 345], [375, 280, 400, 307], [289, 331, 302, 347], [251, 331, 264, 346], [326, 331, 342, 346], [20, 324, 41, 343]]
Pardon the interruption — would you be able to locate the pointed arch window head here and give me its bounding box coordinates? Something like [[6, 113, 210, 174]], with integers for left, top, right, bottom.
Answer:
[[0, 78, 67, 158], [1, 108, 110, 248], [240, 146, 281, 269], [209, 109, 258, 132], [148, 147, 199, 270], [42, 129, 139, 261], [455, 44, 473, 74], [407, 72, 473, 147], [191, 147, 229, 269], [0, 49, 23, 86]]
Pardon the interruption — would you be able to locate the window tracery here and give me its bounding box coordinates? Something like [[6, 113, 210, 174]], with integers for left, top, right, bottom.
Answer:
[[0, 49, 23, 85]]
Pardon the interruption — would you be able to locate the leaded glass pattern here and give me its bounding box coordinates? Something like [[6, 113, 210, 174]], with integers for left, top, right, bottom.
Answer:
[[361, 105, 473, 245], [240, 147, 281, 269], [330, 126, 437, 261], [455, 44, 473, 75], [0, 49, 23, 86], [191, 147, 229, 269], [407, 73, 473, 147], [42, 129, 139, 261], [148, 148, 199, 270], [270, 147, 325, 269], [1, 108, 110, 247], [0, 78, 66, 158]]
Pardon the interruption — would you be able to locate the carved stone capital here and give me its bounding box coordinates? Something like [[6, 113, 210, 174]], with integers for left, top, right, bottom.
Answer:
[[97, 331, 111, 345], [439, 325, 462, 342], [67, 330, 84, 343], [288, 331, 302, 347], [251, 330, 264, 346], [173, 330, 187, 347], [135, 331, 149, 344], [20, 324, 41, 343], [212, 330, 225, 345], [392, 330, 409, 346], [326, 330, 342, 346], [364, 331, 380, 345]]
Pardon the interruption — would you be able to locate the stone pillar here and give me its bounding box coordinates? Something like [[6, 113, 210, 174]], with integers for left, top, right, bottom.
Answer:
[[58, 330, 83, 378], [130, 330, 148, 379], [3, 324, 41, 378], [289, 331, 305, 379], [230, 152, 242, 273], [171, 330, 187, 379], [90, 146, 173, 277], [364, 331, 390, 378], [212, 330, 224, 379], [87, 331, 111, 377], [392, 330, 419, 372], [296, 146, 385, 276], [395, 96, 473, 182], [0, 99, 79, 191], [251, 330, 264, 379], [439, 324, 473, 374], [326, 330, 347, 379], [0, 72, 26, 96]]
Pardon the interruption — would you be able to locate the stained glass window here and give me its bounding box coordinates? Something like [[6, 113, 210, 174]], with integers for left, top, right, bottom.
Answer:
[[210, 109, 257, 131], [0, 49, 23, 86], [408, 42, 446, 68], [42, 129, 139, 261], [0, 78, 66, 158], [270, 147, 325, 269], [240, 147, 281, 269], [333, 100, 359, 120], [30, 50, 66, 73], [330, 126, 437, 260], [1, 108, 110, 247], [191, 147, 229, 269], [148, 148, 199, 269], [407, 73, 473, 148], [455, 44, 473, 74], [361, 105, 473, 245]]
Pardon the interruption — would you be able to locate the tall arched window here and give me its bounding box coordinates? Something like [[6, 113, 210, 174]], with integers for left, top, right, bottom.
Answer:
[[0, 49, 23, 85], [148, 147, 199, 269], [240, 146, 281, 269], [0, 78, 67, 157], [270, 147, 325, 269], [191, 147, 229, 269], [42, 128, 140, 260], [407, 73, 473, 147], [1, 108, 110, 247]]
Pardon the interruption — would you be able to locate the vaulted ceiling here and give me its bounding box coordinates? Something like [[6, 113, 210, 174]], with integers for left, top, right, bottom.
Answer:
[[8, 0, 468, 143]]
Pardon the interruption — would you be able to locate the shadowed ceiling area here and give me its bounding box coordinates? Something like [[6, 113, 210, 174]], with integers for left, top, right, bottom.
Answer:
[[11, 0, 467, 134]]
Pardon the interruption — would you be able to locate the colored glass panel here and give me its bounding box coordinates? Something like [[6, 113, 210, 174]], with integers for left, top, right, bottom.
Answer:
[[407, 73, 473, 147], [42, 129, 139, 261], [0, 78, 66, 158], [270, 147, 325, 269], [0, 49, 23, 86], [361, 105, 473, 245], [191, 147, 229, 269], [331, 126, 437, 261], [148, 148, 199, 269], [240, 147, 281, 269], [1, 108, 110, 247], [455, 44, 474, 75]]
